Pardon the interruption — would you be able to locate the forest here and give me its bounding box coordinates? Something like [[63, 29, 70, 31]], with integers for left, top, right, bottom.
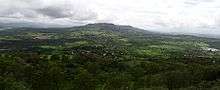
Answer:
[[0, 23, 220, 90]]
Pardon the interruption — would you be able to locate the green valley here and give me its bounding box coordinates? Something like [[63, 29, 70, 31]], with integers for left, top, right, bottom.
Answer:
[[0, 23, 220, 90]]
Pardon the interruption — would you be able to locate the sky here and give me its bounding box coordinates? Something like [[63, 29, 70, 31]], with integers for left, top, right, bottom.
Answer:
[[0, 0, 220, 35]]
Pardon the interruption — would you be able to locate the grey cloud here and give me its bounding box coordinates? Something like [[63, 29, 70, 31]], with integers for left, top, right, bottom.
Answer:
[[184, 1, 199, 5], [36, 6, 97, 21], [0, 0, 99, 28], [154, 22, 168, 27], [36, 6, 72, 18], [184, 0, 214, 6], [0, 0, 98, 21], [0, 8, 38, 18], [144, 11, 168, 15]]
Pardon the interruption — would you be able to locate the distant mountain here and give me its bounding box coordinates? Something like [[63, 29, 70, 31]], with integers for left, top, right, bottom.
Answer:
[[77, 23, 156, 35], [0, 22, 71, 28], [193, 34, 220, 39], [0, 23, 156, 35], [0, 22, 219, 39]]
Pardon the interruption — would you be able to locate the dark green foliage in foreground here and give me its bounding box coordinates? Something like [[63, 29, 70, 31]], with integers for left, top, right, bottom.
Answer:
[[0, 23, 220, 90]]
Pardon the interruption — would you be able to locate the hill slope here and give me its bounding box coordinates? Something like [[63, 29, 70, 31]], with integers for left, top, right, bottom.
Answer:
[[0, 23, 220, 89]]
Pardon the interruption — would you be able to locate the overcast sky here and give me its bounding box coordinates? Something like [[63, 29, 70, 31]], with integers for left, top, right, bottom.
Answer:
[[0, 0, 220, 35]]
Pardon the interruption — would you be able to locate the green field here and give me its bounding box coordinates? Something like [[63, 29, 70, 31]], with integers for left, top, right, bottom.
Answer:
[[0, 23, 220, 90]]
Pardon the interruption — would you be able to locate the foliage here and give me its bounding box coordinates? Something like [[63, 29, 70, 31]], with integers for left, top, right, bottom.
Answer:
[[0, 24, 220, 89]]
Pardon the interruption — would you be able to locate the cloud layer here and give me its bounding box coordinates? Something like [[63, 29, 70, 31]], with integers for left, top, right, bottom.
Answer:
[[0, 0, 220, 34], [0, 0, 97, 26]]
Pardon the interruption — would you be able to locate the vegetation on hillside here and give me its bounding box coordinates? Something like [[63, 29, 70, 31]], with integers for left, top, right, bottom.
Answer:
[[0, 23, 220, 90]]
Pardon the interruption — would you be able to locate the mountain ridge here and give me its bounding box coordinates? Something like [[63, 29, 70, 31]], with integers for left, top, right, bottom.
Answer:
[[0, 23, 219, 39]]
